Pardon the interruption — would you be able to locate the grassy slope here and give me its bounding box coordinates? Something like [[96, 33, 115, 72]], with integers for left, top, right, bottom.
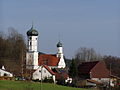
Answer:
[[0, 80, 90, 90]]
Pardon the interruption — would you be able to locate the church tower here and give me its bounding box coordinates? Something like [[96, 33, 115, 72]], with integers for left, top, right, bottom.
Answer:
[[56, 41, 66, 68], [26, 25, 39, 69]]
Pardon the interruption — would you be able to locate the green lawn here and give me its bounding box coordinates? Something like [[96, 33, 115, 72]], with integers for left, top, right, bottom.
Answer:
[[0, 80, 91, 90]]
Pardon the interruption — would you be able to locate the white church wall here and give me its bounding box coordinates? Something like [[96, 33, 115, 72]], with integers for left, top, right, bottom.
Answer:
[[33, 52, 39, 69], [33, 66, 55, 82], [26, 52, 39, 69], [58, 57, 66, 68]]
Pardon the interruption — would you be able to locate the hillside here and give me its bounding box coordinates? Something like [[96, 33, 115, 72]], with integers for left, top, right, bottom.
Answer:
[[0, 80, 91, 90]]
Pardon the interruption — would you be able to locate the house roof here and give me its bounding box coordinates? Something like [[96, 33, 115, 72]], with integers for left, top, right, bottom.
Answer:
[[110, 75, 120, 80], [78, 61, 99, 74], [87, 79, 102, 85], [52, 68, 69, 80], [55, 72, 69, 80], [38, 54, 60, 66], [43, 65, 55, 75], [78, 61, 110, 78]]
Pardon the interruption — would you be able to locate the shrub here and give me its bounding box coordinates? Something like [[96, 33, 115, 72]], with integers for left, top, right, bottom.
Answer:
[[42, 77, 54, 83]]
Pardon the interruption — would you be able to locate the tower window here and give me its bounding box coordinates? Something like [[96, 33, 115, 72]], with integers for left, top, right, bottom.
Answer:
[[30, 42, 31, 45], [29, 37, 32, 40], [36, 38, 37, 40]]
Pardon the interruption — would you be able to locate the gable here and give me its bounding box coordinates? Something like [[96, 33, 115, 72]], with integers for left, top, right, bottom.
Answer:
[[91, 61, 110, 78], [33, 65, 55, 75]]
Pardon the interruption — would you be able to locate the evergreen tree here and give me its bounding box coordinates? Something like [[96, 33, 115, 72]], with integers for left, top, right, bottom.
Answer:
[[69, 59, 77, 78]]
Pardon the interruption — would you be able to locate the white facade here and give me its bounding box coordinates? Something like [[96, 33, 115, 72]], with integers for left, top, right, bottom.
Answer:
[[92, 78, 110, 83], [57, 44, 66, 68], [0, 69, 13, 77], [92, 78, 110, 86], [33, 66, 55, 82], [92, 78, 116, 87]]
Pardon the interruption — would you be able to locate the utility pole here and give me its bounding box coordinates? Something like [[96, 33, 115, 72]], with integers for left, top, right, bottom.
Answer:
[[40, 65, 43, 90], [21, 49, 24, 79], [109, 63, 112, 90]]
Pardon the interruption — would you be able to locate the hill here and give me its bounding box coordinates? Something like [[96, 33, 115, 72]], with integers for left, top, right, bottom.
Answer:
[[0, 80, 91, 90]]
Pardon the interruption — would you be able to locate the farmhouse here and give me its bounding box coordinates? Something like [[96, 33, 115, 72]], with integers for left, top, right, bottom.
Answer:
[[78, 61, 110, 86]]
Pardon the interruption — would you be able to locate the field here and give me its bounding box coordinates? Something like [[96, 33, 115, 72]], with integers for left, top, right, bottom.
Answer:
[[0, 80, 92, 90]]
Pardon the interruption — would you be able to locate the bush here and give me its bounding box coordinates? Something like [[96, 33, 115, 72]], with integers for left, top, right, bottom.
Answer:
[[57, 76, 65, 85], [42, 77, 54, 83]]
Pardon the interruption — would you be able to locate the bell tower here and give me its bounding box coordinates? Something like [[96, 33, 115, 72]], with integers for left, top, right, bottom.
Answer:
[[26, 25, 39, 69], [56, 41, 66, 68]]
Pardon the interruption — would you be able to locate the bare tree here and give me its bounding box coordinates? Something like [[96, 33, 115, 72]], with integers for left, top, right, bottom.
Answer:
[[0, 27, 26, 76], [74, 47, 102, 63]]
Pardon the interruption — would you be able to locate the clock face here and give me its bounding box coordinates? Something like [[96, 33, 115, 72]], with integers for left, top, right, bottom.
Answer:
[[28, 54, 33, 65]]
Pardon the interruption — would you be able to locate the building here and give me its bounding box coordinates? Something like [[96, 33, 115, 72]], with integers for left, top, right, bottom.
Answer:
[[26, 25, 66, 81], [26, 25, 39, 70], [0, 66, 13, 77], [52, 68, 72, 83], [33, 65, 55, 82], [78, 61, 110, 84]]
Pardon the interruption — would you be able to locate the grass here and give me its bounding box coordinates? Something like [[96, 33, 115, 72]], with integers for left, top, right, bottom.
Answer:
[[0, 80, 92, 90]]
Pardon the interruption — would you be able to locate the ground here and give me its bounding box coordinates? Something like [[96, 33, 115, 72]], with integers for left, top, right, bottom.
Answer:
[[0, 80, 92, 90]]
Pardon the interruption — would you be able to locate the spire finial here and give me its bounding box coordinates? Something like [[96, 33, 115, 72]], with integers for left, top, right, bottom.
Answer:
[[31, 21, 34, 29], [59, 33, 61, 42]]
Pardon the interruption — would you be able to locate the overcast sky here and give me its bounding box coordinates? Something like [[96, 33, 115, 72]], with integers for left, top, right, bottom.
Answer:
[[0, 0, 120, 58]]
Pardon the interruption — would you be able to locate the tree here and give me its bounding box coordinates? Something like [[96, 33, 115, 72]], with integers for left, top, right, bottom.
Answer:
[[74, 47, 102, 63], [103, 55, 120, 77], [69, 59, 78, 78], [0, 28, 26, 76]]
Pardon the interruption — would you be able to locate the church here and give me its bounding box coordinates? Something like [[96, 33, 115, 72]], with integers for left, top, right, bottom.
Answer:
[[26, 25, 67, 82]]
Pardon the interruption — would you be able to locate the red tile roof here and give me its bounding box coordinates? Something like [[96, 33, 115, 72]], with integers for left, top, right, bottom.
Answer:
[[55, 72, 69, 80], [38, 54, 60, 66], [52, 68, 69, 80], [43, 65, 55, 75]]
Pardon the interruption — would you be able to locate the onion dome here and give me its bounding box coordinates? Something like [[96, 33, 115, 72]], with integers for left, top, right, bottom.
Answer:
[[57, 41, 62, 47], [27, 26, 38, 36]]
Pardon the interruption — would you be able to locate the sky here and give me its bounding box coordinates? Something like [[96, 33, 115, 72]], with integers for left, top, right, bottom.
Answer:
[[0, 0, 120, 58]]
